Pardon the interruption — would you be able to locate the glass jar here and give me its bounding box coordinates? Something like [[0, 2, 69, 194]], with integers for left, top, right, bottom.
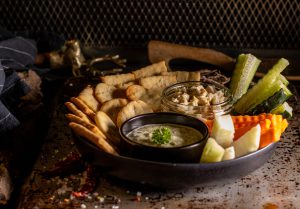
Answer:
[[161, 81, 233, 120]]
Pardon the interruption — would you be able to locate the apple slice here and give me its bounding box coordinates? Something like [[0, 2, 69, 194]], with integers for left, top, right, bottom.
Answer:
[[222, 146, 235, 161], [233, 124, 261, 158], [200, 137, 225, 163], [211, 115, 235, 148]]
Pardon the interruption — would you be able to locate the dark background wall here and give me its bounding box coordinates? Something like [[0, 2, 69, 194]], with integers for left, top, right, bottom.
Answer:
[[0, 0, 299, 49]]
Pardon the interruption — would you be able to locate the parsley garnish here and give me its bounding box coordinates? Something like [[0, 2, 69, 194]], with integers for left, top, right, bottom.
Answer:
[[151, 127, 171, 144]]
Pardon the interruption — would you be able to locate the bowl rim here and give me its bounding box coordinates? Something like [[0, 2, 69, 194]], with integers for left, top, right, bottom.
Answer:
[[119, 112, 209, 150]]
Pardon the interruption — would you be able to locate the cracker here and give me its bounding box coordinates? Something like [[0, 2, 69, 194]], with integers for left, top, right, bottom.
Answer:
[[95, 83, 117, 103], [188, 71, 201, 81], [132, 61, 168, 79], [126, 85, 162, 111], [139, 75, 177, 90], [69, 122, 118, 155], [95, 111, 121, 147], [70, 97, 95, 120], [162, 71, 190, 83], [100, 73, 135, 86], [64, 102, 92, 123], [126, 85, 146, 101], [115, 81, 137, 90], [116, 100, 153, 127], [65, 113, 106, 139], [140, 89, 162, 112], [78, 85, 100, 112], [100, 98, 128, 124]]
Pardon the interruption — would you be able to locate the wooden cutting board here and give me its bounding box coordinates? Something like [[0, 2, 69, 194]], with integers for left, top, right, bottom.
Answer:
[[148, 40, 300, 81]]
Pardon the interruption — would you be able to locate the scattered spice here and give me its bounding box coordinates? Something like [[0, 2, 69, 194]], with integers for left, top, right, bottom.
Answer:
[[136, 191, 142, 202], [72, 165, 98, 198], [42, 152, 85, 178]]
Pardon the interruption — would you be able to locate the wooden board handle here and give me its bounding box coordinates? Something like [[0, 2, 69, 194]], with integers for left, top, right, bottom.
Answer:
[[148, 40, 236, 71]]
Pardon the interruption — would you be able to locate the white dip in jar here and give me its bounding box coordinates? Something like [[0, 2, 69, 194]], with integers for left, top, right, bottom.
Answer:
[[161, 81, 233, 120]]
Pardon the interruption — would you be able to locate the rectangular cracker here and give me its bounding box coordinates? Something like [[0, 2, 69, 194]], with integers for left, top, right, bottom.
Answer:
[[161, 71, 190, 83], [139, 75, 177, 90], [188, 71, 201, 81], [132, 61, 168, 79], [100, 73, 135, 86], [162, 71, 201, 82]]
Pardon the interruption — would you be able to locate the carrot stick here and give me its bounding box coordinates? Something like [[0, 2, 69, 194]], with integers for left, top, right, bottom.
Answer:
[[259, 115, 283, 148], [231, 113, 274, 129], [206, 114, 273, 134], [281, 119, 288, 133], [205, 119, 213, 133], [234, 118, 271, 141], [206, 114, 288, 148]]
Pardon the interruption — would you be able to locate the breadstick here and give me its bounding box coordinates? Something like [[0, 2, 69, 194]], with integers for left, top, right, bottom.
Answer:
[[69, 122, 118, 155], [64, 102, 92, 123], [65, 113, 106, 139], [70, 97, 96, 120]]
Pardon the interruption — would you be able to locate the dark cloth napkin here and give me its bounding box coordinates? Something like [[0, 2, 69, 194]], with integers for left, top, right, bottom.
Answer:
[[0, 37, 37, 133]]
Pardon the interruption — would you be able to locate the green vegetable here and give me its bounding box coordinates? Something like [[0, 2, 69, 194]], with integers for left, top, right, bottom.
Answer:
[[235, 79, 282, 114], [200, 137, 225, 163], [279, 74, 289, 86], [247, 83, 292, 115], [271, 102, 293, 119], [151, 127, 171, 144], [234, 58, 289, 114], [233, 124, 261, 158], [230, 54, 261, 102]]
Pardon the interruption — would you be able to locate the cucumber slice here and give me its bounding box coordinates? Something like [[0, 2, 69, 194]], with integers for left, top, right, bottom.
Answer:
[[236, 79, 283, 113], [233, 124, 261, 158], [211, 115, 234, 148], [230, 54, 261, 102], [247, 83, 292, 115], [234, 58, 289, 114], [222, 146, 235, 161], [200, 138, 225, 163], [271, 102, 293, 119]]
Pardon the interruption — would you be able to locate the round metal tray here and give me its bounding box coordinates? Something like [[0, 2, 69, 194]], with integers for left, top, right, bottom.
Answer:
[[74, 134, 277, 189]]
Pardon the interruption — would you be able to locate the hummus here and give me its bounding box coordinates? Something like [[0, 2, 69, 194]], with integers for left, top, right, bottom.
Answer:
[[126, 124, 203, 148]]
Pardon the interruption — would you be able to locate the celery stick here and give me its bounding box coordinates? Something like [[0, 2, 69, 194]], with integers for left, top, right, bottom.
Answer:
[[234, 58, 289, 114], [279, 74, 289, 86], [230, 54, 261, 102]]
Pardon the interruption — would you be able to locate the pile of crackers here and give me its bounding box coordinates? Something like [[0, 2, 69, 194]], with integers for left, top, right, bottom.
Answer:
[[65, 61, 201, 155]]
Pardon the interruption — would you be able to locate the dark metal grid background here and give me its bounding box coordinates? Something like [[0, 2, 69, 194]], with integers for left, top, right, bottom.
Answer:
[[0, 0, 299, 49]]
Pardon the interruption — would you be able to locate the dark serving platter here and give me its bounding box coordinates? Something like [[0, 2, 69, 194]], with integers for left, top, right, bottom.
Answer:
[[74, 134, 277, 189], [69, 46, 292, 189]]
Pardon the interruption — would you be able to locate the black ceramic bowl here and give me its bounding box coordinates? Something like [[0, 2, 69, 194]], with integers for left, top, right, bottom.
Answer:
[[119, 112, 209, 163]]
